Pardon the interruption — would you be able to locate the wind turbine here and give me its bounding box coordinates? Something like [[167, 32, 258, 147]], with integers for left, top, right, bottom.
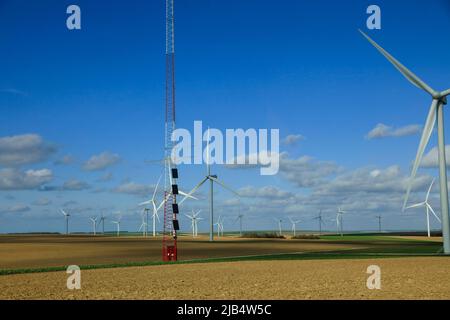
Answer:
[[111, 214, 122, 237], [138, 209, 148, 237], [360, 30, 450, 254], [375, 215, 382, 233], [60, 209, 70, 235], [139, 175, 163, 237], [273, 218, 283, 236], [235, 214, 244, 236], [99, 212, 106, 234], [89, 217, 98, 235], [336, 208, 346, 237], [405, 179, 441, 237], [214, 215, 225, 237], [313, 210, 325, 235], [185, 210, 202, 237], [288, 217, 302, 237], [183, 129, 240, 242]]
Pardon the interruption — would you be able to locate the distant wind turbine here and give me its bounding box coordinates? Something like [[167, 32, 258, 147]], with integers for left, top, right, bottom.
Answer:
[[288, 217, 302, 237], [185, 210, 203, 237], [313, 210, 325, 235], [139, 175, 162, 237], [99, 212, 106, 234], [336, 208, 346, 237], [60, 209, 70, 235], [111, 213, 122, 237], [89, 217, 98, 236], [235, 213, 244, 236], [405, 179, 441, 237], [273, 218, 283, 236]]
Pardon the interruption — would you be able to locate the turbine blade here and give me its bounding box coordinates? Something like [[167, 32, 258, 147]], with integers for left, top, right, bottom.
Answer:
[[206, 127, 211, 176], [138, 200, 152, 206], [442, 89, 450, 97], [406, 202, 425, 209], [179, 190, 198, 200], [152, 174, 162, 201], [156, 195, 168, 212], [178, 177, 208, 205], [359, 30, 436, 96], [427, 203, 441, 223], [403, 99, 438, 210], [425, 178, 435, 202], [209, 177, 239, 196]]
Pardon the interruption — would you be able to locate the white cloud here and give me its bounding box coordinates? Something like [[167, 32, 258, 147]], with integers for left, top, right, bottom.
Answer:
[[238, 186, 294, 200], [83, 152, 120, 171], [421, 145, 450, 168], [112, 182, 152, 197], [0, 134, 57, 166], [282, 134, 305, 146], [0, 168, 53, 190], [0, 204, 31, 214], [365, 123, 421, 140], [39, 179, 91, 191], [279, 153, 340, 188], [62, 179, 91, 191]]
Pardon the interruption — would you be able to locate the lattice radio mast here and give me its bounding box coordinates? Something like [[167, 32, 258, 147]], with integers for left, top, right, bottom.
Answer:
[[162, 0, 180, 261]]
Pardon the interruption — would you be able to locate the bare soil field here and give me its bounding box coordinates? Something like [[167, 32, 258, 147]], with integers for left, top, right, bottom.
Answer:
[[1, 257, 449, 299], [0, 234, 363, 270]]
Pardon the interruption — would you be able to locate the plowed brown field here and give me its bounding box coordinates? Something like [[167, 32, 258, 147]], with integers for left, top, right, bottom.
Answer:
[[1, 257, 450, 299]]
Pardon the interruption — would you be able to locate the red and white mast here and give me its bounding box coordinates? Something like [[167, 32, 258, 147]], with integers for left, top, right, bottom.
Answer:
[[162, 0, 179, 261]]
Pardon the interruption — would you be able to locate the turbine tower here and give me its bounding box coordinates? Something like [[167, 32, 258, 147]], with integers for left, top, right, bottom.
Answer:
[[360, 30, 450, 254], [235, 214, 244, 236]]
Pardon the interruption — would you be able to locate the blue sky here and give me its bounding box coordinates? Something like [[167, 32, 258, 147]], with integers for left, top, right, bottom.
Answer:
[[1, 0, 450, 233]]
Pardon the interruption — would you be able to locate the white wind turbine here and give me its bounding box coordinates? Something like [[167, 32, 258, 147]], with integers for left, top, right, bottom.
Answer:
[[288, 217, 302, 237], [182, 129, 240, 242], [235, 213, 244, 236], [406, 179, 441, 237], [139, 175, 163, 237], [89, 217, 98, 236], [336, 208, 346, 237], [313, 210, 325, 235], [360, 30, 450, 254], [111, 213, 122, 237], [99, 212, 106, 234], [185, 210, 203, 237], [138, 209, 148, 237], [273, 218, 283, 236], [60, 209, 70, 235], [214, 215, 224, 237]]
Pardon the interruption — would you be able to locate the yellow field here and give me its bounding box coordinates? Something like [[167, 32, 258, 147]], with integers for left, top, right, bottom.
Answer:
[[1, 257, 450, 299]]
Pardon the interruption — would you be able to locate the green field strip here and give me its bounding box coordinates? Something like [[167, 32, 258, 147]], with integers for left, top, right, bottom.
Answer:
[[1, 245, 448, 276]]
